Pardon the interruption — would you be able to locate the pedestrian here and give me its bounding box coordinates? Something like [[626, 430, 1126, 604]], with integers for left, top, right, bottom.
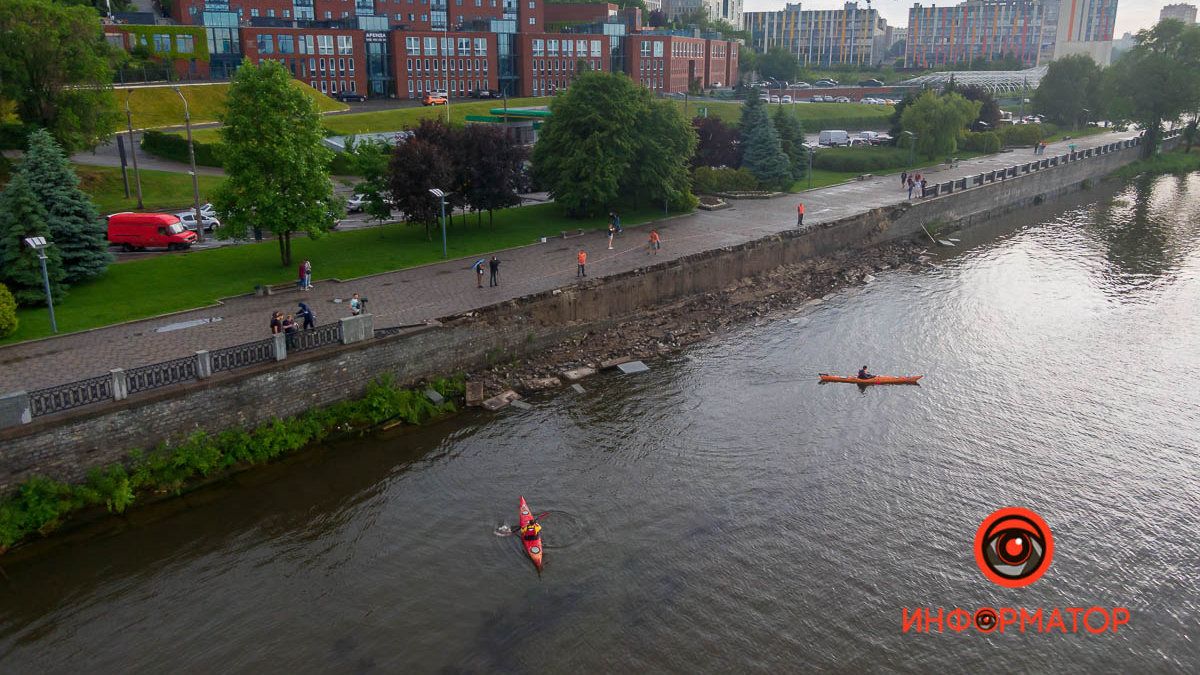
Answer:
[[473, 258, 485, 288], [907, 177, 915, 200], [489, 255, 500, 287], [301, 259, 313, 290], [648, 229, 661, 255], [350, 293, 363, 316], [296, 262, 305, 290], [900, 171, 908, 188], [577, 249, 587, 277], [614, 212, 622, 234], [607, 221, 615, 249], [920, 177, 928, 198], [298, 302, 315, 330], [270, 310, 283, 334], [282, 314, 298, 334], [796, 201, 805, 226]]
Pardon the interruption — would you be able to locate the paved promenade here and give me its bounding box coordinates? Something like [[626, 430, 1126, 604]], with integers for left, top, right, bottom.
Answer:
[[0, 131, 1132, 392]]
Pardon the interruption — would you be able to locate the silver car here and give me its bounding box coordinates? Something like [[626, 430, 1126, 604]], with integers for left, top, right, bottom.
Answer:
[[177, 211, 221, 232]]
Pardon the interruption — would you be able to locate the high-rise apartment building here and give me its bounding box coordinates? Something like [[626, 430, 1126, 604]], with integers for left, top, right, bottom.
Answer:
[[745, 2, 890, 67], [1160, 3, 1198, 24], [1047, 0, 1119, 64], [662, 0, 742, 28]]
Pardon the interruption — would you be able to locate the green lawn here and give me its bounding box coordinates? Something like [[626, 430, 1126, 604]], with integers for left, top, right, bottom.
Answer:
[[1043, 125, 1111, 143], [122, 81, 345, 130], [4, 203, 678, 344], [76, 164, 226, 215]]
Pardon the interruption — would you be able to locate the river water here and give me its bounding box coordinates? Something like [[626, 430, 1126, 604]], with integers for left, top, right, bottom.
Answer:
[[2, 174, 1199, 673]]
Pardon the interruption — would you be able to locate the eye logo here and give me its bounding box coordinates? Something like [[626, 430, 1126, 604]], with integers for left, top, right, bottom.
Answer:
[[974, 507, 1054, 588]]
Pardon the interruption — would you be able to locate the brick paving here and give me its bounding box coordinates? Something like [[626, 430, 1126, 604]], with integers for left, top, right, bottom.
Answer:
[[1, 131, 1134, 393]]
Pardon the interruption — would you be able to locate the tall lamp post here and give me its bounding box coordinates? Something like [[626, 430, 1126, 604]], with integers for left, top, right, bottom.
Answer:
[[807, 144, 817, 190], [902, 130, 916, 169], [24, 237, 58, 334], [172, 86, 204, 243], [429, 188, 448, 258], [125, 89, 144, 209]]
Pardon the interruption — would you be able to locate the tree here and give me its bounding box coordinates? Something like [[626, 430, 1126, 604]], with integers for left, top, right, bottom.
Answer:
[[647, 9, 666, 27], [739, 94, 792, 189], [346, 137, 395, 223], [900, 90, 981, 159], [1104, 20, 1200, 155], [889, 91, 918, 138], [1184, 119, 1199, 153], [772, 106, 807, 180], [0, 0, 119, 151], [461, 124, 527, 225], [389, 135, 453, 239], [21, 128, 111, 282], [0, 172, 66, 306], [533, 71, 695, 216], [1033, 54, 1104, 128], [214, 61, 339, 267], [691, 117, 741, 168], [738, 46, 758, 76], [953, 84, 1002, 130], [758, 47, 800, 83], [0, 282, 17, 338]]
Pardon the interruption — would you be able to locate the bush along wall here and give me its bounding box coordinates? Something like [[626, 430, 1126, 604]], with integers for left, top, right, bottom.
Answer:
[[0, 375, 464, 553], [141, 129, 226, 167]]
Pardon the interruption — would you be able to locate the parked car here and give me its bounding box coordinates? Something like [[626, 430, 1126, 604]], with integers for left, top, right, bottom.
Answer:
[[818, 130, 851, 146], [781, 95, 794, 104], [815, 79, 838, 87], [469, 88, 500, 98], [107, 212, 197, 252], [769, 95, 781, 103], [835, 96, 851, 103], [823, 95, 836, 102], [793, 82, 811, 89], [335, 91, 367, 103], [199, 202, 218, 219], [423, 93, 448, 106], [346, 193, 367, 213], [847, 138, 872, 147], [176, 211, 221, 232], [858, 78, 885, 87], [811, 95, 825, 103]]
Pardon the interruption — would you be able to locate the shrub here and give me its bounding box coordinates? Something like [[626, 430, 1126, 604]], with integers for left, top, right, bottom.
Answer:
[[812, 146, 910, 173], [998, 124, 1044, 147], [0, 283, 16, 338], [962, 131, 1002, 153], [140, 130, 226, 167], [692, 166, 760, 194]]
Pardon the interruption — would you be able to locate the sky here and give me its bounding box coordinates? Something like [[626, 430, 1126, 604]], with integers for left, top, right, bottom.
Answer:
[[740, 0, 1174, 37]]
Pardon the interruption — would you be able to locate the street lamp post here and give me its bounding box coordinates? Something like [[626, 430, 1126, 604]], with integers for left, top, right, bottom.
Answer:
[[807, 145, 817, 190], [902, 130, 916, 169], [24, 237, 58, 334], [125, 89, 144, 209], [172, 86, 204, 243], [429, 188, 448, 258]]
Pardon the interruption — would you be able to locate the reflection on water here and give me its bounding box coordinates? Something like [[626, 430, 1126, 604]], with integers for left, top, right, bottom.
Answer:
[[2, 174, 1199, 672]]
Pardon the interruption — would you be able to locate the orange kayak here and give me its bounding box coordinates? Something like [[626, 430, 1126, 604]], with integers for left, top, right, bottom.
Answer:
[[819, 374, 923, 385], [518, 497, 543, 570]]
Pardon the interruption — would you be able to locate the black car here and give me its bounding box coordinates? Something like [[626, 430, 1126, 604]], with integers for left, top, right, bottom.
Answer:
[[858, 78, 885, 87], [814, 79, 838, 87], [335, 91, 367, 103], [470, 88, 501, 99]]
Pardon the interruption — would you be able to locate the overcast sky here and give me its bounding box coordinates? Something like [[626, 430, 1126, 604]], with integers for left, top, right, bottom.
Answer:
[[741, 1, 1171, 37]]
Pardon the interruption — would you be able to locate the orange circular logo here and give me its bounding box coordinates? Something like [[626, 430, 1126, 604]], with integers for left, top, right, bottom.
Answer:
[[974, 507, 1054, 588]]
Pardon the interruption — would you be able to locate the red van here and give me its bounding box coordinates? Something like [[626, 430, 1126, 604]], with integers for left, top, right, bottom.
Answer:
[[107, 212, 198, 252]]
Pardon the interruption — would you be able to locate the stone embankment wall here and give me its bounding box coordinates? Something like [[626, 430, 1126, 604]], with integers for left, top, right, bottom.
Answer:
[[0, 137, 1169, 494]]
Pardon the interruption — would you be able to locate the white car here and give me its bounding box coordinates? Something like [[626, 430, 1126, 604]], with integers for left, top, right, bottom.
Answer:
[[769, 95, 781, 103], [835, 96, 851, 103], [346, 193, 367, 213], [199, 202, 218, 219], [177, 211, 221, 232], [781, 95, 794, 104], [793, 82, 811, 89]]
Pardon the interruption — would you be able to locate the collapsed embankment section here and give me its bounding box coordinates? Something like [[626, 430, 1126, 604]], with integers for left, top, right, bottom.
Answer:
[[0, 135, 1166, 494]]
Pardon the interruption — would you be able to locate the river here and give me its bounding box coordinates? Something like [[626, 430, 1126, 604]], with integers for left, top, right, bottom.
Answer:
[[2, 173, 1199, 672]]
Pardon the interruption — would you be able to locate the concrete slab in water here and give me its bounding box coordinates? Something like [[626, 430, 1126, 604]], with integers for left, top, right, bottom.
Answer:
[[424, 389, 444, 405], [510, 400, 533, 410], [482, 390, 522, 411], [561, 367, 597, 382], [600, 355, 633, 369], [571, 384, 586, 393], [617, 361, 650, 374]]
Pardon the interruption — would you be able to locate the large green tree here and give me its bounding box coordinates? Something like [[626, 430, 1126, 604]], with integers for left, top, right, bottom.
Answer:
[[739, 94, 792, 190], [389, 133, 453, 240], [461, 124, 527, 225], [757, 47, 800, 82], [0, 171, 67, 306], [533, 72, 696, 216], [1104, 20, 1200, 155], [21, 129, 111, 282], [1033, 54, 1104, 127], [214, 61, 340, 266], [772, 106, 807, 180], [0, 0, 119, 150], [347, 137, 395, 223], [900, 90, 981, 159]]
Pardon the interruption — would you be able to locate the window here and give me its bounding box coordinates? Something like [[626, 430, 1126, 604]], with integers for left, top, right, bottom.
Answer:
[[318, 35, 334, 55], [338, 35, 353, 55], [257, 34, 274, 54], [442, 37, 453, 55], [407, 58, 413, 71], [339, 58, 346, 73], [591, 40, 601, 57], [474, 38, 486, 55], [267, 9, 275, 17], [323, 11, 332, 18], [577, 40, 587, 55], [528, 17, 535, 25], [406, 37, 419, 53], [351, 80, 356, 92], [424, 37, 437, 55], [548, 39, 558, 56], [532, 39, 543, 57], [653, 41, 663, 57], [640, 41, 650, 57], [284, 9, 290, 17], [278, 35, 295, 54], [408, 81, 413, 94], [564, 41, 572, 57], [309, 57, 316, 71], [528, 0, 534, 6], [417, 80, 423, 92], [319, 58, 326, 72], [349, 58, 355, 73], [320, 81, 327, 92], [458, 37, 470, 53], [175, 34, 194, 54], [153, 34, 171, 52], [250, 8, 259, 17]]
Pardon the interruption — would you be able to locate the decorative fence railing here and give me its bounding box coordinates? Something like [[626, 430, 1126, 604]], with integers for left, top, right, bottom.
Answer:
[[27, 374, 114, 418], [286, 323, 342, 353], [211, 337, 277, 374], [126, 355, 199, 396]]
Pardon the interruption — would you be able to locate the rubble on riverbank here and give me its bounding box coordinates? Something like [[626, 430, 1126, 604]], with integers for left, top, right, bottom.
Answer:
[[467, 240, 929, 397]]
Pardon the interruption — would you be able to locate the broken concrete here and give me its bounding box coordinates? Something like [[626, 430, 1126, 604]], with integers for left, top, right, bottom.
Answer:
[[465, 381, 485, 407], [599, 356, 633, 370], [482, 389, 522, 411], [616, 361, 650, 374], [561, 367, 597, 382], [523, 377, 562, 391]]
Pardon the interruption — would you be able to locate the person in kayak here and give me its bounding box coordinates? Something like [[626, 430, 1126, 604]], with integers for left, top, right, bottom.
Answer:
[[857, 366, 875, 380], [520, 521, 542, 540]]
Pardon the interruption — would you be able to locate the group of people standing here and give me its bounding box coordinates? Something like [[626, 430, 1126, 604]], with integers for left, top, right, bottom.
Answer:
[[474, 256, 501, 288], [1033, 141, 1049, 155], [900, 171, 928, 200], [270, 302, 316, 335], [575, 225, 663, 278]]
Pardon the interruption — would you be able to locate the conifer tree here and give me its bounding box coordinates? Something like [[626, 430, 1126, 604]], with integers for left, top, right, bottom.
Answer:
[[0, 171, 67, 306], [21, 128, 111, 282], [772, 105, 807, 180], [739, 94, 793, 190]]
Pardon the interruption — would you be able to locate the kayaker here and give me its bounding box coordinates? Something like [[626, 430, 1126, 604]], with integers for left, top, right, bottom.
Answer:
[[521, 521, 542, 540], [857, 365, 874, 380]]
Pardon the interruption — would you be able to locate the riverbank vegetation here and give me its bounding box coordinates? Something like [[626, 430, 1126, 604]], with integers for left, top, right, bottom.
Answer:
[[0, 376, 463, 553], [1112, 147, 1200, 179]]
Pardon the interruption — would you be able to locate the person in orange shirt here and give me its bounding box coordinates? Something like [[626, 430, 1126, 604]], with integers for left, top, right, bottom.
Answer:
[[577, 249, 587, 277], [796, 202, 805, 226], [648, 229, 661, 255]]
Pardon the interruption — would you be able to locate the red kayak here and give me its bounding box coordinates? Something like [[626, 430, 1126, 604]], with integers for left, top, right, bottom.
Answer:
[[518, 497, 544, 570], [819, 374, 923, 385]]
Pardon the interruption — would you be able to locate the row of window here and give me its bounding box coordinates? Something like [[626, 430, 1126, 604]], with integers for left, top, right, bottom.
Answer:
[[311, 79, 358, 94], [529, 78, 570, 97], [670, 41, 705, 58], [405, 58, 489, 73], [640, 76, 664, 90], [531, 39, 602, 58], [639, 59, 664, 72], [405, 79, 488, 95], [252, 34, 353, 55], [404, 36, 489, 56], [638, 40, 665, 58], [531, 59, 596, 73], [260, 55, 357, 77]]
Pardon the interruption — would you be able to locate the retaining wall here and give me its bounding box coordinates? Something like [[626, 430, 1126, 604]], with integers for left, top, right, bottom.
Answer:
[[0, 134, 1172, 494]]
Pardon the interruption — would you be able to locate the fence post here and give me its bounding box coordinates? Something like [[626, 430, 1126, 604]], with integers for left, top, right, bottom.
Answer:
[[196, 350, 212, 379], [0, 390, 32, 428], [111, 368, 128, 401], [272, 333, 287, 361]]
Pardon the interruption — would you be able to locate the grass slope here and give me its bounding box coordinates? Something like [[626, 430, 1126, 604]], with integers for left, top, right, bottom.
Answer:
[[124, 81, 345, 130], [77, 165, 226, 215], [4, 203, 676, 344]]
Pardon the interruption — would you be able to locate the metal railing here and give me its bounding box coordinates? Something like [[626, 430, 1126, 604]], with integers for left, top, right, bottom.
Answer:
[[286, 323, 341, 353], [28, 374, 114, 417], [211, 337, 277, 374], [126, 355, 199, 395]]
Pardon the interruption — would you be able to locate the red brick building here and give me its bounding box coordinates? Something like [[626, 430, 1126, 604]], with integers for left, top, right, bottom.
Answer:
[[626, 34, 738, 94], [517, 33, 610, 97], [104, 24, 212, 80], [239, 26, 369, 97], [390, 31, 498, 99]]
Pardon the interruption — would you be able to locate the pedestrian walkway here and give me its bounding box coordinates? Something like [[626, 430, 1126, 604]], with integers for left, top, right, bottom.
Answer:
[[0, 131, 1135, 392]]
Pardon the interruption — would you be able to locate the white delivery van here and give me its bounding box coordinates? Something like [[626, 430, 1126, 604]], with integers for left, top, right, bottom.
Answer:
[[818, 130, 850, 146]]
